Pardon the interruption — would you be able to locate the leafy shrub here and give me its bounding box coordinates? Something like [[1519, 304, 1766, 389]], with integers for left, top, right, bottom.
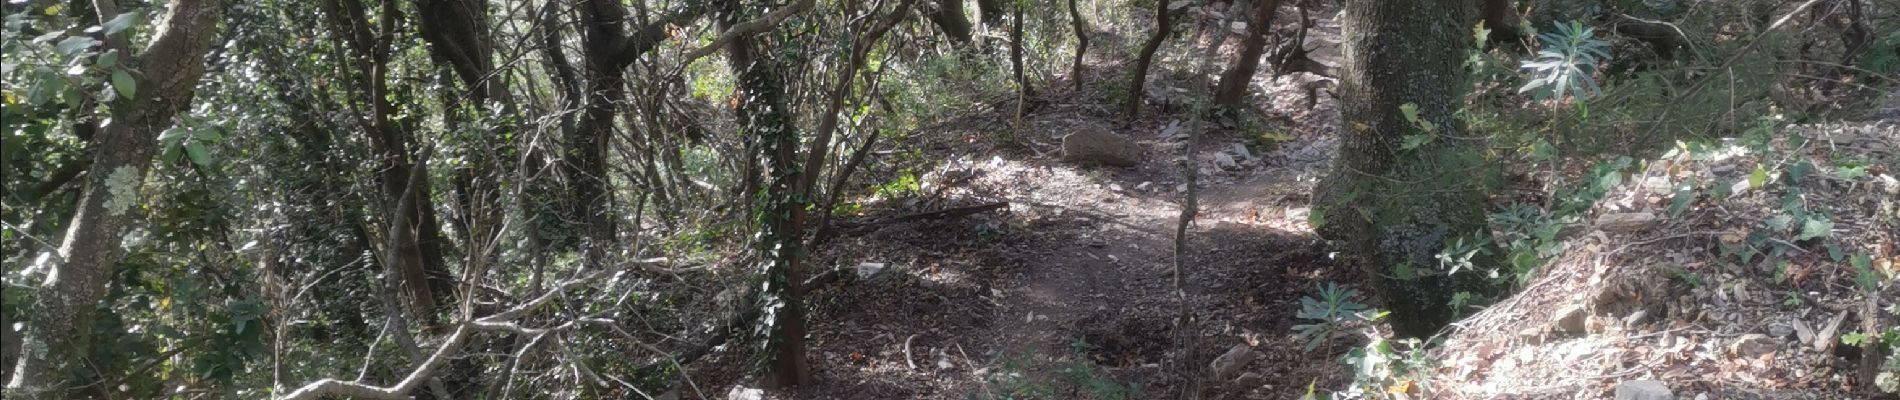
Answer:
[[1292, 283, 1383, 352], [1519, 21, 1611, 102]]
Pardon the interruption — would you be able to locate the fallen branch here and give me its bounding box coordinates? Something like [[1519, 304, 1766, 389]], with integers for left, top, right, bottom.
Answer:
[[834, 202, 1011, 237]]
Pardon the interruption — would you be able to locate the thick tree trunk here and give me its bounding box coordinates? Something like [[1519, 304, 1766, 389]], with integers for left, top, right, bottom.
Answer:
[[1214, 0, 1282, 107], [1481, 0, 1522, 42], [569, 0, 631, 267], [4, 1, 225, 398], [927, 0, 973, 44], [976, 0, 1004, 31], [1125, 0, 1175, 119], [1313, 0, 1498, 338], [718, 0, 810, 387]]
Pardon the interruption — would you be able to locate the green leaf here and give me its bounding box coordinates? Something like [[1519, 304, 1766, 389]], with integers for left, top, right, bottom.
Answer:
[[1851, 252, 1881, 291], [1827, 244, 1846, 262], [184, 141, 211, 166], [1748, 165, 1769, 189], [110, 69, 136, 99], [54, 36, 96, 56], [1668, 186, 1696, 217], [95, 49, 119, 68], [101, 11, 141, 35], [1796, 217, 1833, 241], [1400, 134, 1435, 150], [1788, 160, 1814, 184], [1399, 103, 1421, 123], [1530, 138, 1557, 161]]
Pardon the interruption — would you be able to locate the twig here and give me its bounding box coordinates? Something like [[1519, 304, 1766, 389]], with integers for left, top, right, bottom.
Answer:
[[904, 334, 920, 370]]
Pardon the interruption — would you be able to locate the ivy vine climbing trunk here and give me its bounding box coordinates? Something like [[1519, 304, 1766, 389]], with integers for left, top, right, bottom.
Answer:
[[1314, 0, 1500, 338], [719, 0, 811, 387], [1214, 0, 1282, 107], [4, 1, 226, 398]]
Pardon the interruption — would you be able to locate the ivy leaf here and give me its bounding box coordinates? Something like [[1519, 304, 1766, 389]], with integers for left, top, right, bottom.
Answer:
[[1748, 165, 1769, 189], [111, 69, 136, 99], [101, 11, 142, 35], [1788, 160, 1814, 184], [1400, 134, 1435, 150], [1796, 216, 1832, 241], [1530, 138, 1557, 162], [95, 49, 119, 68], [54, 36, 97, 56], [1668, 185, 1697, 217]]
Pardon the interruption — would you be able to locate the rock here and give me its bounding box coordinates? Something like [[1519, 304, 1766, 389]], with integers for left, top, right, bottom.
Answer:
[[1230, 143, 1253, 160], [855, 262, 888, 280], [1207, 344, 1260, 381], [1213, 152, 1240, 170], [1597, 212, 1658, 232], [1729, 333, 1777, 358], [1614, 380, 1674, 400], [1768, 323, 1795, 340], [1793, 319, 1815, 345], [1623, 310, 1649, 327], [1233, 372, 1266, 388], [1815, 311, 1848, 352], [1062, 128, 1142, 167], [1136, 181, 1153, 191], [1551, 305, 1589, 335], [728, 386, 764, 400]]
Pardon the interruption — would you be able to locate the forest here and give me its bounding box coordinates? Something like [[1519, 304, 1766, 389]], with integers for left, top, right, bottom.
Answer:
[[1, 0, 1896, 399]]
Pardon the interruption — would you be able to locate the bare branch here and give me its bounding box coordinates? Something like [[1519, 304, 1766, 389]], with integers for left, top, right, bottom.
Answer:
[[674, 0, 815, 65]]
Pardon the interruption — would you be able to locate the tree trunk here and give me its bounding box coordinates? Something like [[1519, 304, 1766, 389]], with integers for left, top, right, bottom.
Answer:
[[1068, 0, 1088, 91], [569, 0, 631, 267], [1125, 0, 1175, 119], [1481, 0, 1521, 42], [1313, 0, 1499, 338], [718, 0, 810, 387], [322, 0, 456, 330], [976, 0, 1004, 31], [1214, 0, 1282, 107], [4, 1, 226, 398], [1011, 1, 1032, 101], [927, 0, 973, 44]]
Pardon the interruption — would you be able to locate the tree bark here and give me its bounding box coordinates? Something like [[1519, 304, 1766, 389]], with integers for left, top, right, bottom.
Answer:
[[1125, 0, 1175, 119], [927, 0, 973, 44], [976, 0, 1004, 31], [718, 0, 810, 387], [4, 1, 226, 398], [1313, 0, 1499, 338], [1068, 0, 1088, 91], [565, 1, 707, 266], [322, 0, 456, 330], [569, 0, 631, 267], [1214, 0, 1283, 107], [1481, 0, 1521, 42]]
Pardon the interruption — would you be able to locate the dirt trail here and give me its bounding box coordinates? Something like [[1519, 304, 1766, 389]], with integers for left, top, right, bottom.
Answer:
[[765, 9, 1354, 399]]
